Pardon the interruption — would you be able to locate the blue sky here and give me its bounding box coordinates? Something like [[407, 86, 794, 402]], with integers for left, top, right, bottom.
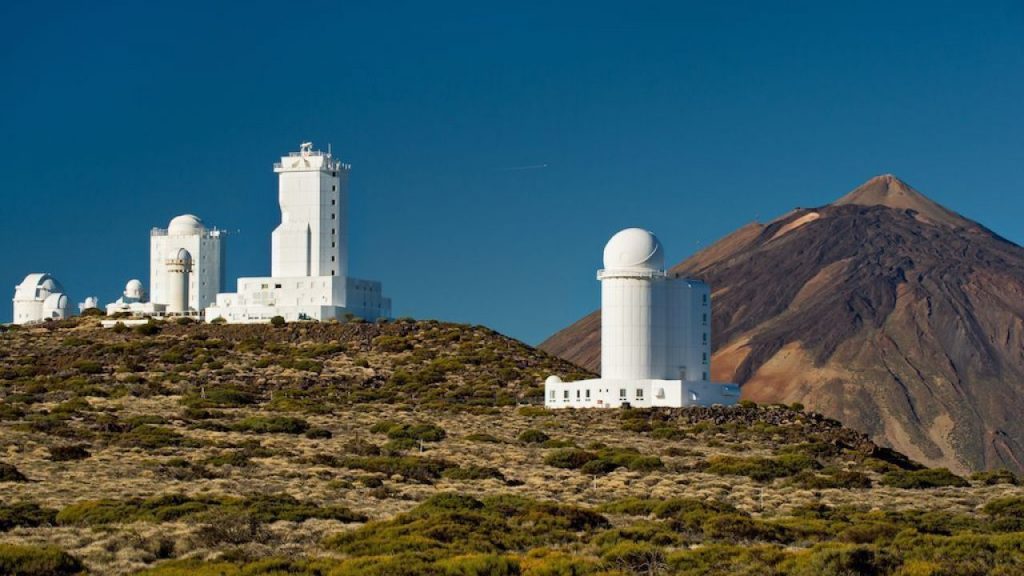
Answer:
[[1, 1, 1021, 343]]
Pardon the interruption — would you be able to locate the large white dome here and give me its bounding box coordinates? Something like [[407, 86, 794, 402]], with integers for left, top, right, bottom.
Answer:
[[167, 214, 204, 236], [602, 228, 664, 271]]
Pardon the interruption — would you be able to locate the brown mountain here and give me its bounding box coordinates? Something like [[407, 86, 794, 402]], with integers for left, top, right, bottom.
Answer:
[[541, 175, 1024, 474]]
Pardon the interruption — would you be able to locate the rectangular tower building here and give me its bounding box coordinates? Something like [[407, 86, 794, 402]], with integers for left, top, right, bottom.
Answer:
[[271, 142, 348, 279]]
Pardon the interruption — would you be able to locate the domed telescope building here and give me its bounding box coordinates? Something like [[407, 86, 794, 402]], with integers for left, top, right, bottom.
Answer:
[[544, 228, 740, 409], [12, 273, 70, 325], [149, 214, 224, 316]]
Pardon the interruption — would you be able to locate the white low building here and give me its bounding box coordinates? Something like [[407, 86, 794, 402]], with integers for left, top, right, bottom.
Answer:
[[205, 142, 390, 323], [105, 279, 166, 317], [12, 273, 70, 325], [545, 228, 739, 409]]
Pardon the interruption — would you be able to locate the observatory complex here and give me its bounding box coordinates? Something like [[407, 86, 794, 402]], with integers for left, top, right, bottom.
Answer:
[[544, 228, 739, 409], [205, 143, 390, 323]]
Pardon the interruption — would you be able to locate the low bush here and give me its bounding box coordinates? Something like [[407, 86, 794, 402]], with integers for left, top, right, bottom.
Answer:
[[0, 544, 82, 576], [56, 493, 364, 526], [442, 465, 506, 481], [0, 502, 57, 531], [121, 425, 187, 449], [335, 455, 455, 483], [518, 429, 550, 444], [47, 444, 91, 462], [370, 420, 447, 442], [0, 462, 28, 482], [704, 453, 820, 482], [231, 416, 309, 434], [544, 448, 598, 470], [880, 468, 968, 489]]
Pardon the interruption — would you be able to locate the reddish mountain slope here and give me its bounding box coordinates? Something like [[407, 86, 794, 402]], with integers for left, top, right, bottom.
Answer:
[[541, 175, 1024, 474]]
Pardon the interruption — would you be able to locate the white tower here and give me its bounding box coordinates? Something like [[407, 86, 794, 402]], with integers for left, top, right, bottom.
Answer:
[[543, 227, 735, 409], [271, 142, 348, 279], [165, 249, 192, 314], [599, 228, 667, 380], [150, 214, 224, 313]]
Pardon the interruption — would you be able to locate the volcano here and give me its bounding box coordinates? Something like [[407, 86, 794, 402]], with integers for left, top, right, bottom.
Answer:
[[541, 175, 1024, 474]]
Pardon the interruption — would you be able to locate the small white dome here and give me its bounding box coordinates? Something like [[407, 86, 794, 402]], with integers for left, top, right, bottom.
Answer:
[[175, 248, 193, 262], [545, 375, 563, 386], [602, 228, 664, 271], [167, 214, 204, 236], [125, 279, 144, 299]]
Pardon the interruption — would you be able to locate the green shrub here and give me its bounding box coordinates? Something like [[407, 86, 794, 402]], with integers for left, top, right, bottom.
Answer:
[[183, 387, 258, 408], [702, 513, 791, 543], [544, 449, 598, 470], [442, 465, 506, 481], [72, 359, 103, 374], [704, 453, 820, 482], [335, 455, 455, 483], [270, 315, 286, 327], [518, 429, 550, 444], [601, 542, 666, 574], [134, 323, 161, 336], [0, 502, 57, 531], [231, 416, 309, 434], [881, 468, 968, 489], [371, 420, 447, 442], [0, 463, 28, 482], [0, 544, 82, 576], [972, 469, 1019, 486], [121, 425, 186, 449], [47, 445, 91, 462], [465, 433, 502, 444], [305, 427, 332, 439]]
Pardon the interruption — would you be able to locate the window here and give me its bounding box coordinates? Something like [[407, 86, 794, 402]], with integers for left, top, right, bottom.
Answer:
[[332, 185, 336, 192], [702, 313, 708, 326], [636, 388, 644, 400], [702, 293, 708, 306], [332, 228, 336, 235], [331, 213, 336, 220], [332, 242, 335, 248], [563, 390, 569, 402], [585, 389, 591, 399], [549, 390, 555, 400], [274, 284, 282, 289], [702, 352, 708, 364], [331, 270, 335, 276], [702, 371, 708, 381], [331, 256, 335, 262], [703, 332, 708, 344], [576, 390, 580, 400], [619, 389, 627, 401]]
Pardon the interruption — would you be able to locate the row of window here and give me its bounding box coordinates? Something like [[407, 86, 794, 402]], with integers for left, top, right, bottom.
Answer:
[[549, 388, 646, 403]]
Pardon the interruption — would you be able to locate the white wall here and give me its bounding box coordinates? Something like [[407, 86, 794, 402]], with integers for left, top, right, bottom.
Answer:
[[271, 151, 346, 279]]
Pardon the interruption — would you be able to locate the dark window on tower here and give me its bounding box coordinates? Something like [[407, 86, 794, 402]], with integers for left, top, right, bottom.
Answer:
[[332, 185, 336, 192], [331, 199, 335, 205], [331, 213, 335, 220]]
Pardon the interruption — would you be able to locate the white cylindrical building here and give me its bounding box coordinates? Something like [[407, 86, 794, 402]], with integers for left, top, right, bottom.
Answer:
[[599, 228, 667, 381], [166, 249, 192, 314]]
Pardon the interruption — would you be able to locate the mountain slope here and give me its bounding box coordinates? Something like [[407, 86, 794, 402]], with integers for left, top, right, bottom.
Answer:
[[541, 175, 1024, 474]]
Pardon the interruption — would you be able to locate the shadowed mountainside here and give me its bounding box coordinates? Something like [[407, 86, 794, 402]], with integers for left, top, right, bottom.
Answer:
[[541, 175, 1024, 475]]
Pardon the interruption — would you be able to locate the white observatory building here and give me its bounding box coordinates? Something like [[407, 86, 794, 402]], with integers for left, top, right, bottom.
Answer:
[[205, 142, 390, 323], [12, 273, 70, 325], [544, 228, 739, 409], [149, 214, 224, 315], [105, 279, 165, 317]]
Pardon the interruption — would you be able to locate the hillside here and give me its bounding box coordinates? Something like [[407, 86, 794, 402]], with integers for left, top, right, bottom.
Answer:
[[541, 175, 1024, 476], [1, 318, 1024, 575]]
